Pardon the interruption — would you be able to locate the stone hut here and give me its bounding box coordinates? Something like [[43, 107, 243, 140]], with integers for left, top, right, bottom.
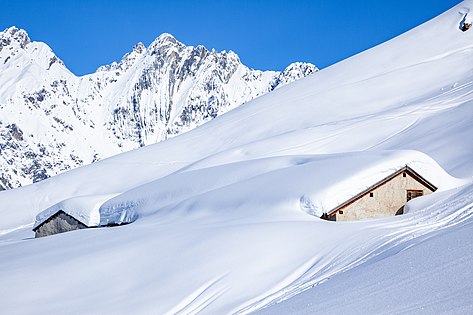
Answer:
[[324, 165, 437, 221], [32, 194, 119, 238], [33, 210, 88, 238]]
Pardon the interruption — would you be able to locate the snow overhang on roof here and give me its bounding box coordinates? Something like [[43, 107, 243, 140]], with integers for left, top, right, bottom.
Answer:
[[33, 194, 118, 230], [294, 150, 457, 218], [94, 150, 458, 223]]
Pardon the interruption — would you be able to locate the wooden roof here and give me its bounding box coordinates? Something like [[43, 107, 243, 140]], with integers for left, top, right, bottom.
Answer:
[[327, 165, 437, 217]]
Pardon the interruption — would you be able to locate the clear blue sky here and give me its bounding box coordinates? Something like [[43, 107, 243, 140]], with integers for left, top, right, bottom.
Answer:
[[0, 0, 461, 76]]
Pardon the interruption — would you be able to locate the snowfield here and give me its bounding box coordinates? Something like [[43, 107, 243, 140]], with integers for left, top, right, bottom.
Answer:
[[1, 1, 473, 314], [256, 185, 473, 315]]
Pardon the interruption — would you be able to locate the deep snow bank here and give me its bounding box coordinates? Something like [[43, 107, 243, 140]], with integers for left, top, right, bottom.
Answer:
[[256, 181, 473, 315], [98, 150, 459, 225]]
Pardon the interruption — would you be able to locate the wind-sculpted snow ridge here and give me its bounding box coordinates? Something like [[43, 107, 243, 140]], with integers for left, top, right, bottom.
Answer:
[[1, 1, 473, 314], [0, 27, 317, 189]]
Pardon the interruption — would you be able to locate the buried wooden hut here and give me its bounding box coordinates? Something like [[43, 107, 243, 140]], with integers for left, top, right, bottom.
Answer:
[[323, 165, 437, 221]]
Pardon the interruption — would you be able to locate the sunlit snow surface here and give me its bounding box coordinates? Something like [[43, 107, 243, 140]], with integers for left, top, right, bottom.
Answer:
[[1, 1, 473, 314]]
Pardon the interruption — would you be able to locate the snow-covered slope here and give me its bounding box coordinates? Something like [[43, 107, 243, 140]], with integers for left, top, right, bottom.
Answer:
[[1, 1, 473, 314], [30, 150, 460, 229], [0, 27, 317, 189], [256, 183, 473, 315]]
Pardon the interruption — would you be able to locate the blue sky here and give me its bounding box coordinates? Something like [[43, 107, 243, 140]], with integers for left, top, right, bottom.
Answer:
[[1, 0, 461, 75]]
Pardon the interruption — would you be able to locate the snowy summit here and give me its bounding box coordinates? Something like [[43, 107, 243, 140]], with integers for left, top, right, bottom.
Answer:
[[0, 27, 317, 189]]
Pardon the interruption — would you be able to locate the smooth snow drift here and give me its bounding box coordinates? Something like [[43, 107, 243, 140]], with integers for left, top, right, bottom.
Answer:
[[97, 150, 457, 226], [1, 1, 473, 314]]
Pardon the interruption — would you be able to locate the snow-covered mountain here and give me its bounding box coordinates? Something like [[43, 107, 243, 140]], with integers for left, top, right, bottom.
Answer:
[[1, 1, 473, 314], [0, 27, 317, 189]]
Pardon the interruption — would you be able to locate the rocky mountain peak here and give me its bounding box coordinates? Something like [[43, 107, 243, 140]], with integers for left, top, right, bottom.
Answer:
[[148, 32, 185, 53], [96, 42, 146, 73], [133, 42, 146, 54], [156, 32, 177, 43], [1, 26, 31, 50], [283, 62, 319, 82], [0, 29, 318, 189]]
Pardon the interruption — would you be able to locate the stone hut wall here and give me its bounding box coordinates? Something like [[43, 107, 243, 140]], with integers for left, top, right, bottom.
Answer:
[[34, 211, 88, 238], [334, 172, 434, 221]]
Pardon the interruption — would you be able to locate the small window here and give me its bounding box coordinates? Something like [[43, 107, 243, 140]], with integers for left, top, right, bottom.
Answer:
[[369, 192, 374, 197], [403, 172, 406, 178], [407, 190, 423, 201], [339, 210, 344, 214]]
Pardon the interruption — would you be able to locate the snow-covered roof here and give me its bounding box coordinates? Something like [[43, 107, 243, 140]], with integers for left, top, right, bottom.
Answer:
[[97, 150, 457, 223], [33, 194, 118, 229], [293, 150, 452, 217], [32, 150, 457, 229]]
